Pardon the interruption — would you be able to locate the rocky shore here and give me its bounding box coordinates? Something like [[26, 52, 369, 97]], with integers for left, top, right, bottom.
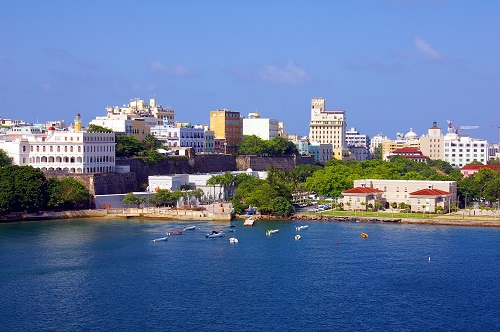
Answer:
[[238, 213, 500, 227]]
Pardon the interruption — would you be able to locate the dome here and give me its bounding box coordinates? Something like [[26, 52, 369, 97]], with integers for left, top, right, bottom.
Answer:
[[404, 128, 417, 140]]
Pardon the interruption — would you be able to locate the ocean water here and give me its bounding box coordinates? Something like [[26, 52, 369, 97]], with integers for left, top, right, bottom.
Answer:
[[0, 219, 499, 331]]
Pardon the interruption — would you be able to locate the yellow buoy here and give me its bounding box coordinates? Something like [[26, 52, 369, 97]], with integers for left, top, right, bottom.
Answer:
[[360, 233, 368, 239]]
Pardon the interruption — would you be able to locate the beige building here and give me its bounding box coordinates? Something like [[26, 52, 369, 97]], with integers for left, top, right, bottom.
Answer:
[[309, 97, 350, 160], [209, 109, 243, 154], [353, 179, 457, 209], [419, 122, 444, 160], [381, 128, 421, 160]]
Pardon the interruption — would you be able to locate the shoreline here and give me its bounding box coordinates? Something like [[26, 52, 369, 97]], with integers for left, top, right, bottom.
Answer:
[[1, 208, 499, 228], [238, 213, 500, 228]]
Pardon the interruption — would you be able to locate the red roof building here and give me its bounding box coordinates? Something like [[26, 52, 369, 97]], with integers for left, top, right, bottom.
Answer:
[[387, 147, 428, 163], [460, 164, 500, 178], [409, 188, 452, 213], [341, 187, 385, 211]]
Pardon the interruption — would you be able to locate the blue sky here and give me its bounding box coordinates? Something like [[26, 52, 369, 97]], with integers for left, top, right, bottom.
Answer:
[[1, 0, 499, 143]]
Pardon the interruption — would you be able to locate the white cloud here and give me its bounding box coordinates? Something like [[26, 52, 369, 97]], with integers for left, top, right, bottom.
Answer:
[[256, 61, 310, 86], [414, 36, 443, 60], [149, 61, 196, 77]]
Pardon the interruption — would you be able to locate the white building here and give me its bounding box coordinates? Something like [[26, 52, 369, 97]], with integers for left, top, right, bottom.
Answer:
[[443, 132, 488, 167], [150, 124, 206, 154], [346, 127, 370, 161], [0, 125, 115, 173], [243, 113, 280, 140], [148, 170, 268, 201]]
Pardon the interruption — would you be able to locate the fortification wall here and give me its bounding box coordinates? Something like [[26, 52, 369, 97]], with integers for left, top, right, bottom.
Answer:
[[235, 155, 315, 171]]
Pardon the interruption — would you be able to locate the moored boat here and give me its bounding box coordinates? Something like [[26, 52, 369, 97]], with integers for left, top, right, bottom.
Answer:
[[205, 230, 225, 238], [296, 225, 309, 231], [152, 236, 168, 242], [166, 230, 183, 236], [229, 237, 238, 244], [266, 229, 279, 236], [183, 226, 196, 231], [360, 232, 368, 239]]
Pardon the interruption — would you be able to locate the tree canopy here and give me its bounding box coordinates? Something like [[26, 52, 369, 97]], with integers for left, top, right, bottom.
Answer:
[[0, 148, 13, 167], [237, 135, 298, 156]]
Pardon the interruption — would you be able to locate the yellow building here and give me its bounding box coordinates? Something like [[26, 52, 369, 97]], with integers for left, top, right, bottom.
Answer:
[[209, 109, 243, 154]]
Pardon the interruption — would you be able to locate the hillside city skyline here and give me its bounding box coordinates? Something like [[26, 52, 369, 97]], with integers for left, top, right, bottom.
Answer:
[[1, 1, 499, 143]]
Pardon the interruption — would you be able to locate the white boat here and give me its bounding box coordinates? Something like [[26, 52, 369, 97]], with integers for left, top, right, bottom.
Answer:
[[295, 234, 301, 240], [152, 237, 168, 242], [205, 230, 225, 238], [266, 229, 279, 236], [295, 225, 309, 231], [229, 237, 239, 244], [183, 226, 196, 231]]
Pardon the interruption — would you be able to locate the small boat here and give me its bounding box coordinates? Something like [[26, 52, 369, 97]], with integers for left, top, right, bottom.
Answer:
[[360, 232, 368, 239], [183, 226, 196, 231], [226, 225, 236, 232], [229, 237, 238, 244], [205, 230, 225, 238], [266, 229, 279, 236], [152, 237, 168, 242], [296, 225, 308, 231], [166, 230, 183, 236], [295, 234, 301, 240]]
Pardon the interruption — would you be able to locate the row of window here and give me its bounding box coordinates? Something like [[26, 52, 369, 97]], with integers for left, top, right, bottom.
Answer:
[[30, 156, 114, 163], [29, 145, 115, 153]]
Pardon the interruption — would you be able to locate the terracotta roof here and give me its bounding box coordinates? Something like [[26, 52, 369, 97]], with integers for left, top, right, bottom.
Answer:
[[461, 164, 500, 171], [342, 187, 384, 194], [410, 188, 450, 196], [392, 147, 422, 154]]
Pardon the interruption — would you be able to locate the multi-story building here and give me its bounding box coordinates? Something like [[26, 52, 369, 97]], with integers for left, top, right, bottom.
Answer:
[[309, 97, 350, 160], [0, 117, 115, 174], [150, 123, 206, 154], [346, 127, 370, 161], [419, 122, 444, 160], [352, 179, 457, 210], [308, 142, 332, 164], [89, 98, 174, 141], [209, 109, 243, 154], [443, 132, 488, 167], [242, 113, 279, 140], [381, 128, 421, 160]]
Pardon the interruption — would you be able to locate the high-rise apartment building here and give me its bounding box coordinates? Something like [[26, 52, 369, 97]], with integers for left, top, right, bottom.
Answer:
[[209, 109, 243, 154], [308, 97, 350, 160]]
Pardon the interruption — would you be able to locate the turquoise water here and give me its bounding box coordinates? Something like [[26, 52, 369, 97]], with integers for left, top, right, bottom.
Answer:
[[1, 219, 499, 331]]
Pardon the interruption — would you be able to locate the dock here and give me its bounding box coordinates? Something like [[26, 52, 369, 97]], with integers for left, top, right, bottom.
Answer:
[[244, 217, 256, 226]]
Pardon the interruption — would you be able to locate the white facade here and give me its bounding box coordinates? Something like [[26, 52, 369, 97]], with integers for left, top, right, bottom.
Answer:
[[0, 128, 115, 173], [443, 133, 488, 167], [150, 125, 206, 153], [243, 114, 279, 140], [148, 170, 268, 201]]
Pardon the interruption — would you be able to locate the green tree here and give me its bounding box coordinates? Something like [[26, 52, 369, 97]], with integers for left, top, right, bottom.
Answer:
[[87, 124, 113, 133], [47, 177, 90, 210], [136, 149, 165, 164], [0, 148, 13, 167], [238, 135, 267, 155], [142, 134, 162, 150], [116, 135, 144, 157], [122, 192, 145, 208], [0, 165, 48, 214]]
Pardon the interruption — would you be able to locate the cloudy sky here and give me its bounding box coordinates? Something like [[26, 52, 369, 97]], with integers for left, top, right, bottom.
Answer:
[[1, 0, 499, 143]]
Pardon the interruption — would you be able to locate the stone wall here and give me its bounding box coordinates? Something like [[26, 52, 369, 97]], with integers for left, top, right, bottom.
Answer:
[[192, 154, 237, 173], [235, 155, 315, 171], [116, 157, 193, 185]]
